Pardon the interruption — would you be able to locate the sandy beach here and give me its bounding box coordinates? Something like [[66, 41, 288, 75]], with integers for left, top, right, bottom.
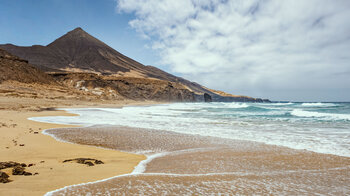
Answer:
[[1, 0, 349, 194], [1, 97, 350, 195], [0, 97, 151, 196]]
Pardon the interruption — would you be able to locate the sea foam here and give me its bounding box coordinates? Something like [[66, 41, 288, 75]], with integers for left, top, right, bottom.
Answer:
[[291, 109, 350, 121], [301, 102, 337, 107], [30, 102, 350, 157]]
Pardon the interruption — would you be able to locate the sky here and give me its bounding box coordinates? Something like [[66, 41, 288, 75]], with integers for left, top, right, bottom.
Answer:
[[1, 0, 350, 102]]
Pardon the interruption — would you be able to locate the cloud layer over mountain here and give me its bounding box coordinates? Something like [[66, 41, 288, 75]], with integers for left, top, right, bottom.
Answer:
[[117, 0, 350, 101]]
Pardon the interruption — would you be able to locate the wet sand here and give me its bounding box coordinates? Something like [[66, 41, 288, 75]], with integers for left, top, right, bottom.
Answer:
[[46, 126, 350, 195]]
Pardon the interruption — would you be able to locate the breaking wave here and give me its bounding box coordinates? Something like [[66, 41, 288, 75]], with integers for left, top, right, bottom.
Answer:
[[291, 109, 350, 121], [301, 102, 337, 107]]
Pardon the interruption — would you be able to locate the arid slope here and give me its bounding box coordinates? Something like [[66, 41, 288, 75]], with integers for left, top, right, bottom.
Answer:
[[0, 27, 269, 102]]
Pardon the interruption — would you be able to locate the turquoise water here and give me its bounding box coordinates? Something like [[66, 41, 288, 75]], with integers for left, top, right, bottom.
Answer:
[[31, 102, 350, 157]]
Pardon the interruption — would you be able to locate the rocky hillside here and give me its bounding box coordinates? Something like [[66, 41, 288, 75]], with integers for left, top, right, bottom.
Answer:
[[49, 72, 195, 101], [0, 49, 195, 102], [0, 49, 55, 84], [0, 27, 270, 102]]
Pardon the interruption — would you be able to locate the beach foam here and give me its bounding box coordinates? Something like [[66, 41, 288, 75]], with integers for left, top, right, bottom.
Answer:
[[41, 125, 350, 196], [28, 102, 350, 195], [224, 102, 249, 108], [301, 102, 337, 107], [291, 109, 350, 121], [30, 102, 350, 157]]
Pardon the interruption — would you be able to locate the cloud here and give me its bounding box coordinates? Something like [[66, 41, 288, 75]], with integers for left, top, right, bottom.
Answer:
[[117, 0, 350, 101]]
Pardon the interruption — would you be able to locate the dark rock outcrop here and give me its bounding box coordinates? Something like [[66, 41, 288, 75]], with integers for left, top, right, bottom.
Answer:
[[262, 99, 271, 103], [1, 161, 34, 182], [12, 166, 32, 176], [211, 94, 271, 103], [63, 158, 104, 166], [0, 171, 11, 183], [0, 161, 27, 170], [204, 93, 212, 102], [94, 160, 104, 164], [84, 161, 94, 166]]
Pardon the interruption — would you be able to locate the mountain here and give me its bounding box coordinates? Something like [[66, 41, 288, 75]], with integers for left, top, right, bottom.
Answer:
[[0, 27, 146, 74], [0, 27, 269, 102], [0, 48, 195, 101]]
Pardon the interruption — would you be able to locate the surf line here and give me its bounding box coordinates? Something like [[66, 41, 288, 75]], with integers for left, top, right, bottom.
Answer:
[[43, 147, 215, 196], [45, 148, 350, 196], [39, 123, 350, 195]]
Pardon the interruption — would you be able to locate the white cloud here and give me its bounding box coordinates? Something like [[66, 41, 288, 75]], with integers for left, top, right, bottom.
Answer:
[[117, 0, 350, 101]]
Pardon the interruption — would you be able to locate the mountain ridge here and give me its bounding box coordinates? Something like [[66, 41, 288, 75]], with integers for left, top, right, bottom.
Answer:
[[0, 27, 270, 102]]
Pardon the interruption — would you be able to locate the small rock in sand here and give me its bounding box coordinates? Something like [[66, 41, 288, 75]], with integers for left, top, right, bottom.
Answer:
[[12, 166, 26, 175], [0, 171, 11, 183], [85, 161, 94, 166], [23, 172, 32, 176], [94, 160, 104, 164], [0, 161, 22, 169], [63, 158, 104, 166], [12, 165, 32, 176]]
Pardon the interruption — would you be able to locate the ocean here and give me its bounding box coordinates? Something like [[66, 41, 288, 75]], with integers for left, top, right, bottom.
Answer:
[[31, 102, 350, 157], [29, 102, 350, 195]]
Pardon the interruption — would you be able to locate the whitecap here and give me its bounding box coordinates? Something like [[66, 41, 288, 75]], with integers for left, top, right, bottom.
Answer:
[[291, 109, 350, 121], [301, 102, 336, 107], [224, 102, 249, 108], [273, 102, 294, 106]]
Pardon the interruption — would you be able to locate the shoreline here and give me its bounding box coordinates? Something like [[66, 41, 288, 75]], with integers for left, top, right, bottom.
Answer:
[[2, 98, 350, 195], [0, 100, 157, 196], [37, 102, 350, 158], [37, 106, 350, 158], [42, 124, 350, 195]]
